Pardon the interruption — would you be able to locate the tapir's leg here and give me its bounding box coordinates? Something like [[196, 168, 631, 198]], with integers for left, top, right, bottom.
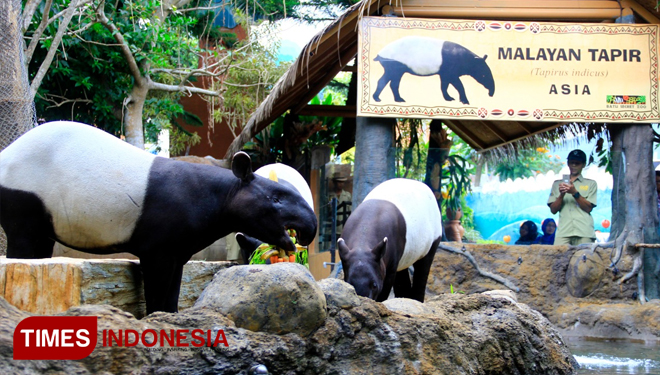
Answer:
[[140, 255, 186, 314], [1, 188, 55, 258], [393, 269, 412, 298], [373, 72, 391, 102], [376, 273, 396, 302], [449, 78, 469, 105], [440, 75, 455, 102], [410, 238, 441, 302], [5, 232, 54, 259], [389, 73, 406, 103]]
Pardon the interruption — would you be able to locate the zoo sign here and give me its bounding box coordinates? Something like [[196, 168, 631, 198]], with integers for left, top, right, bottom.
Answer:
[[357, 17, 660, 122]]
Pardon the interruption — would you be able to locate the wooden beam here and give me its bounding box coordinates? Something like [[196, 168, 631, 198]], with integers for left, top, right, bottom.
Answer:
[[342, 64, 357, 73], [296, 105, 357, 118], [443, 119, 488, 150], [516, 121, 534, 135], [478, 122, 567, 152], [392, 0, 620, 8], [384, 6, 622, 20], [621, 0, 660, 24], [478, 120, 508, 143]]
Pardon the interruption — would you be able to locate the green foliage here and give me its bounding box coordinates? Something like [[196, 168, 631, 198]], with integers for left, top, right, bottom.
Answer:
[[214, 16, 289, 138], [232, 0, 360, 22], [245, 91, 343, 163], [299, 93, 343, 151], [395, 119, 427, 181], [493, 147, 563, 182], [27, 0, 225, 142], [441, 154, 472, 212], [476, 239, 506, 245]]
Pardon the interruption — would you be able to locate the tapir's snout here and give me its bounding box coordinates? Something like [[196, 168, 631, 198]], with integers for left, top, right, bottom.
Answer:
[[294, 209, 317, 247], [489, 88, 495, 97]]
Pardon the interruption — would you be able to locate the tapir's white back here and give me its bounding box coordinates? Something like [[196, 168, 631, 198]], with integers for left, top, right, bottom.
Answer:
[[0, 121, 155, 247], [255, 164, 314, 211], [377, 36, 446, 76], [363, 178, 442, 270]]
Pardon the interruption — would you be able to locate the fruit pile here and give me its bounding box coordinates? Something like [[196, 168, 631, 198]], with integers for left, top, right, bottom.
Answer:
[[249, 229, 308, 267]]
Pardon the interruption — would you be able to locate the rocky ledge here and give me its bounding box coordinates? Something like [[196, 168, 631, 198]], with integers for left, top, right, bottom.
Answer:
[[0, 264, 578, 374]]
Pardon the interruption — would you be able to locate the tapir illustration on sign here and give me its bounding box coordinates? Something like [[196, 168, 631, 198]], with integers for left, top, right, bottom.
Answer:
[[372, 36, 495, 105]]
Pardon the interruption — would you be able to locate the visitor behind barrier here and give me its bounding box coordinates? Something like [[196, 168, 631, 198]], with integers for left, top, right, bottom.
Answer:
[[515, 220, 539, 245], [535, 218, 557, 245]]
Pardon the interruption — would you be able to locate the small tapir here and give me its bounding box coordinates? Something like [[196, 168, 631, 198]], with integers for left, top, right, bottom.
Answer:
[[0, 121, 317, 314], [338, 178, 442, 302], [372, 36, 495, 105], [235, 163, 314, 264]]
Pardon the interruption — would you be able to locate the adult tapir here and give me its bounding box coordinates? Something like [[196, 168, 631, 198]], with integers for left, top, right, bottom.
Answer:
[[235, 163, 314, 264], [0, 121, 317, 314], [338, 178, 442, 302], [372, 36, 495, 105]]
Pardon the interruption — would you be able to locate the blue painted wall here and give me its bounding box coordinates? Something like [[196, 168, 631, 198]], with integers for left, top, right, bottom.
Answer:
[[466, 179, 612, 243]]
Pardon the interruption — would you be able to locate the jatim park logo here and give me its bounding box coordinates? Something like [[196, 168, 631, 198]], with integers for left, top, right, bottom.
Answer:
[[13, 316, 229, 360]]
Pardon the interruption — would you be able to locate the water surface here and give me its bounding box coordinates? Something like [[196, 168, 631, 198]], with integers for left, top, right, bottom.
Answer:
[[567, 338, 660, 375]]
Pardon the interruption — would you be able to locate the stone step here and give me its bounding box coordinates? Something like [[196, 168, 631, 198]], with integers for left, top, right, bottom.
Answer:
[[0, 256, 234, 318]]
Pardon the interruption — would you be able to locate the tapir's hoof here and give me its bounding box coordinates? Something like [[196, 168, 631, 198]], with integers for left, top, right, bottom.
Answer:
[[460, 99, 470, 105], [394, 97, 406, 103], [373, 94, 381, 102]]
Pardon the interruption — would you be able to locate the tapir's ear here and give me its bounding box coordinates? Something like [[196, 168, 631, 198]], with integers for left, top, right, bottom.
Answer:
[[371, 237, 388, 261], [483, 54, 488, 61], [337, 238, 350, 256], [232, 151, 254, 182], [235, 232, 261, 252]]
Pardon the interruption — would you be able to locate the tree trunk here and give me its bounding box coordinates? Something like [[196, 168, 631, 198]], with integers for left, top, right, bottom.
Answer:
[[424, 120, 449, 212], [609, 126, 626, 238], [352, 116, 395, 208], [123, 81, 148, 149], [619, 124, 660, 300], [474, 156, 485, 188], [0, 0, 35, 255]]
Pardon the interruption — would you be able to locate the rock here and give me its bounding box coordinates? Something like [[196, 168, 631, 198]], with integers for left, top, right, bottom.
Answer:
[[565, 249, 605, 298], [555, 299, 660, 340], [427, 243, 657, 340], [317, 278, 360, 309], [193, 263, 327, 336], [0, 257, 233, 318], [382, 298, 434, 315], [482, 289, 518, 303], [0, 292, 578, 375]]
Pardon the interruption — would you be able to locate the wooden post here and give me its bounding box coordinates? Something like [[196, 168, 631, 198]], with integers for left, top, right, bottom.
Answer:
[[352, 116, 395, 208]]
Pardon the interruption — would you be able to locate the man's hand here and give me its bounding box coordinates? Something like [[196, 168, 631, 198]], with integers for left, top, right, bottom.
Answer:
[[559, 182, 577, 195]]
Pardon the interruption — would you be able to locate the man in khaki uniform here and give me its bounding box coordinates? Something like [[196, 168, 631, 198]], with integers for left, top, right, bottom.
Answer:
[[547, 149, 597, 245]]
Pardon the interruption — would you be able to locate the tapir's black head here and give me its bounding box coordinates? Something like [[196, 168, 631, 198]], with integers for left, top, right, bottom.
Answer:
[[337, 237, 387, 300], [227, 152, 317, 252], [472, 55, 495, 97]]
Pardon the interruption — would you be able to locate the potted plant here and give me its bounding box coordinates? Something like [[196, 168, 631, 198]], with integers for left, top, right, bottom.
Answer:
[[441, 154, 472, 242]]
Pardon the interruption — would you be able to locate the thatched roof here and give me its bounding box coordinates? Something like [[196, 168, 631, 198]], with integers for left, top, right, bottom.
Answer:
[[224, 0, 660, 159]]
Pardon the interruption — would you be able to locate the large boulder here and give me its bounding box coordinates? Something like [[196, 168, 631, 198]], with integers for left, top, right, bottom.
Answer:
[[0, 288, 578, 375], [193, 263, 327, 336]]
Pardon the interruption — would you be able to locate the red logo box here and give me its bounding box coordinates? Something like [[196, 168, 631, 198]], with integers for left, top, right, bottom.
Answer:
[[14, 316, 98, 360]]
